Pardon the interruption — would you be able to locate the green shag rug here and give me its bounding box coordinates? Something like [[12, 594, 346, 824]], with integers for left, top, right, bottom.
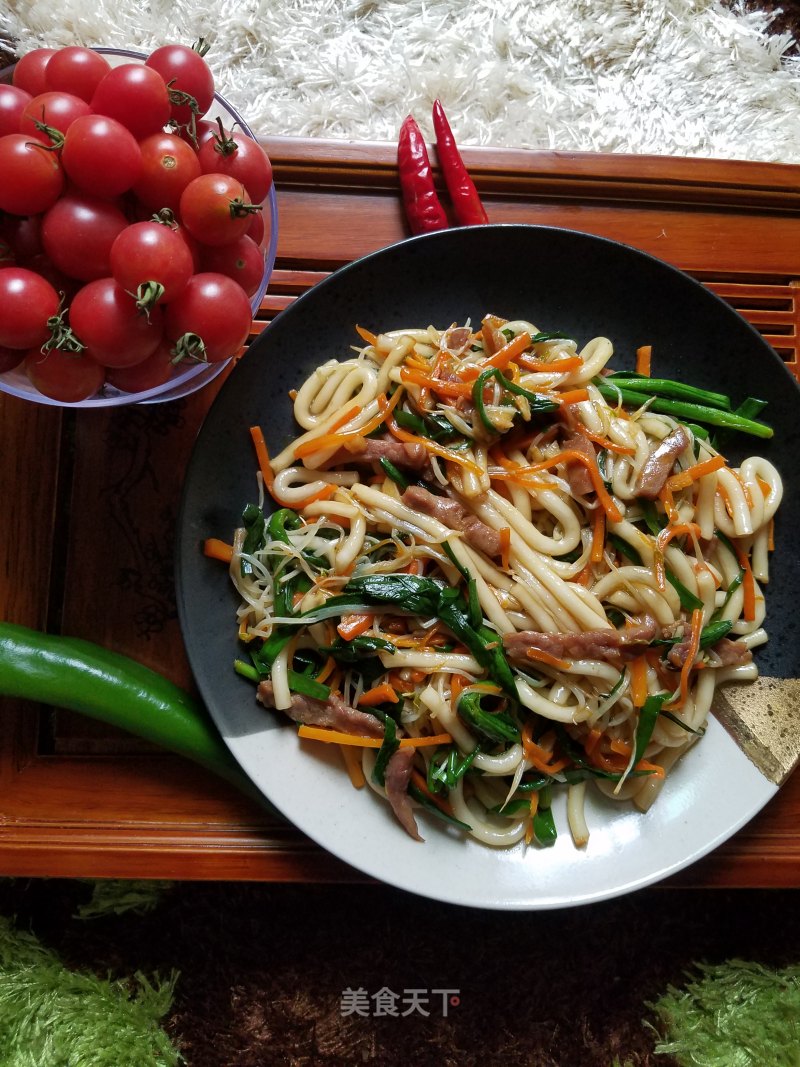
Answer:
[[0, 899, 180, 1067]]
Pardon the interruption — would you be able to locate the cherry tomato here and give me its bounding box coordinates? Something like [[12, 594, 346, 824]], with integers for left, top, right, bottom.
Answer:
[[2, 214, 43, 262], [0, 345, 26, 373], [179, 174, 257, 246], [145, 44, 215, 126], [19, 91, 91, 138], [70, 279, 164, 368], [247, 209, 266, 246], [106, 339, 175, 393], [110, 221, 194, 303], [22, 253, 82, 302], [61, 114, 142, 198], [132, 132, 201, 211], [199, 235, 264, 297], [165, 272, 251, 363], [44, 46, 111, 103], [41, 193, 128, 281], [91, 63, 170, 140], [0, 267, 60, 349], [12, 49, 55, 97], [25, 344, 105, 403], [0, 134, 64, 215], [198, 131, 273, 203], [0, 84, 31, 137]]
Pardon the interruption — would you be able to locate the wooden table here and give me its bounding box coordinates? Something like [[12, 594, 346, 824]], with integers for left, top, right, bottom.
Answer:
[[2, 138, 799, 885]]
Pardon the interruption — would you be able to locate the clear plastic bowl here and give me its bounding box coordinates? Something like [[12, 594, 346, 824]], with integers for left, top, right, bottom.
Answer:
[[0, 46, 279, 407]]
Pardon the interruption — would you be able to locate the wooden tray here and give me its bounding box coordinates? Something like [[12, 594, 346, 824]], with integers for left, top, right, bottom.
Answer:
[[2, 138, 799, 883]]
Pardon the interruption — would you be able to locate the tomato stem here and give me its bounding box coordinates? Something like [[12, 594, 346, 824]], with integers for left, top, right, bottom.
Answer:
[[171, 332, 207, 364], [29, 116, 65, 152], [211, 115, 238, 158], [192, 37, 211, 57], [41, 307, 86, 356], [133, 281, 165, 318], [151, 208, 179, 229], [228, 196, 262, 218]]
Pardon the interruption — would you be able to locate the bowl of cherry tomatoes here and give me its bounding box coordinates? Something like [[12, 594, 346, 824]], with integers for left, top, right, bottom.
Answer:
[[0, 43, 279, 407]]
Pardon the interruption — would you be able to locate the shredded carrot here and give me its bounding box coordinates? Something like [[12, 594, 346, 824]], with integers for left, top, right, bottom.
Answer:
[[499, 526, 512, 570], [450, 674, 468, 708], [456, 364, 481, 383], [629, 654, 649, 708], [293, 391, 401, 459], [480, 331, 532, 371], [654, 522, 701, 589], [297, 726, 453, 749], [383, 403, 484, 477], [582, 430, 636, 455], [399, 367, 473, 398], [584, 728, 602, 756], [521, 722, 570, 775], [288, 388, 298, 400], [635, 345, 652, 377], [410, 769, 454, 815], [501, 450, 622, 523], [609, 738, 633, 757], [666, 454, 725, 492], [315, 656, 336, 684], [659, 483, 679, 523], [203, 537, 233, 563], [358, 683, 399, 706], [526, 790, 539, 840], [590, 507, 605, 564], [336, 613, 374, 641], [574, 560, 594, 586], [525, 647, 571, 671], [249, 425, 274, 491], [665, 607, 703, 710], [734, 542, 757, 622], [557, 388, 590, 407], [635, 759, 665, 778], [517, 354, 583, 374], [768, 518, 775, 552], [339, 744, 366, 788], [356, 325, 378, 346]]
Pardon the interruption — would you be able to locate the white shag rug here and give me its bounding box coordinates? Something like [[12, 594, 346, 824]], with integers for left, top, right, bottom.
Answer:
[[4, 0, 800, 163]]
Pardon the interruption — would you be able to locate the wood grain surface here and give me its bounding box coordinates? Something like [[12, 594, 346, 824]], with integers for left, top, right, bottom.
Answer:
[[1, 139, 798, 884]]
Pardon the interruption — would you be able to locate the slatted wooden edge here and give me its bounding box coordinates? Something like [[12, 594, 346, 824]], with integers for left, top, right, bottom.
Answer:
[[2, 139, 800, 885]]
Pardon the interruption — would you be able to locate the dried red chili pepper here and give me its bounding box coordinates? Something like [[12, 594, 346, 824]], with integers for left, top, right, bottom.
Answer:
[[432, 99, 488, 227], [397, 114, 448, 235]]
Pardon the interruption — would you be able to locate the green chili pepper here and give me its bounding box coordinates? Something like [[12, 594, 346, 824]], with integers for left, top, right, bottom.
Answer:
[[0, 622, 258, 798]]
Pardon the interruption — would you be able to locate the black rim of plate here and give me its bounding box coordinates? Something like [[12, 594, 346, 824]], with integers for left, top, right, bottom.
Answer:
[[175, 224, 800, 903]]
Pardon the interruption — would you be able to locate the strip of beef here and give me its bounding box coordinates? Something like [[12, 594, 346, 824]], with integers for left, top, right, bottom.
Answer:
[[440, 325, 473, 358], [323, 437, 428, 470], [257, 681, 384, 738], [384, 746, 423, 841], [668, 635, 752, 670], [561, 429, 596, 497], [503, 616, 658, 664], [634, 426, 691, 499], [402, 485, 502, 558], [481, 314, 508, 356]]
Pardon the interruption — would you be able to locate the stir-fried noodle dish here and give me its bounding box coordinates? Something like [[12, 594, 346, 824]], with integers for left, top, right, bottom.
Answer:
[[210, 315, 782, 849]]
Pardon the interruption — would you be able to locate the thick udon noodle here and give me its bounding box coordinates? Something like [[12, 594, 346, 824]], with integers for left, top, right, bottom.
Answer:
[[227, 318, 782, 849]]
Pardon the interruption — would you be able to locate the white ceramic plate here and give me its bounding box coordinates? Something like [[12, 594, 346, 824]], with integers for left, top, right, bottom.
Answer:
[[177, 226, 799, 909]]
